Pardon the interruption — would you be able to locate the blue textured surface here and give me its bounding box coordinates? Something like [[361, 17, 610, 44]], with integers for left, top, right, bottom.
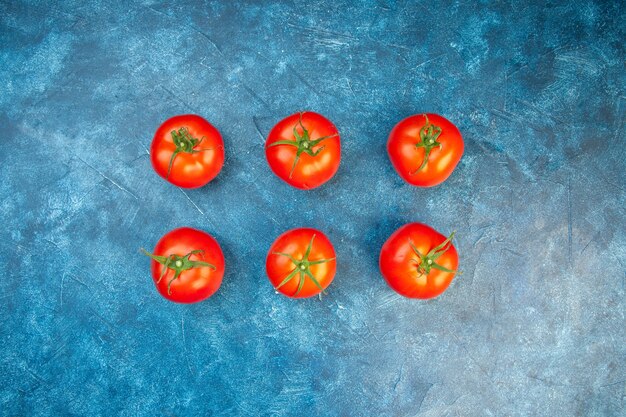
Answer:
[[1, 0, 624, 415]]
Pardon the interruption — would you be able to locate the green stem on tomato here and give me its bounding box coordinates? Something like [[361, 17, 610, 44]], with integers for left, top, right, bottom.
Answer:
[[272, 234, 335, 296], [409, 231, 458, 278], [410, 114, 443, 175], [141, 248, 216, 295], [166, 128, 218, 179], [266, 112, 337, 179]]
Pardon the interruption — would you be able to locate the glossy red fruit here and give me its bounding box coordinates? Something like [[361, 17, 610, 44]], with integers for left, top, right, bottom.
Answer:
[[151, 114, 225, 188], [266, 228, 336, 298], [387, 113, 463, 187], [142, 227, 225, 303], [265, 111, 341, 189], [380, 223, 459, 299]]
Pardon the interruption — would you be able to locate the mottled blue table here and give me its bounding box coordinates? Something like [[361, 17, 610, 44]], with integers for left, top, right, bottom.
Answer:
[[1, 1, 624, 416]]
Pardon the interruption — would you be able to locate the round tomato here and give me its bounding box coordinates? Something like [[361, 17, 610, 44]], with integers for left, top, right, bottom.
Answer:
[[379, 223, 459, 299], [142, 227, 225, 303], [266, 228, 336, 298], [150, 114, 225, 188], [265, 111, 341, 189], [387, 113, 463, 187]]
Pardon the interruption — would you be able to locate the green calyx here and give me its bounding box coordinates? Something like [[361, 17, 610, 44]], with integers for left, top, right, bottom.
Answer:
[[166, 128, 215, 179], [266, 112, 338, 179], [409, 231, 457, 277], [411, 114, 443, 174], [272, 234, 335, 296], [141, 248, 216, 295]]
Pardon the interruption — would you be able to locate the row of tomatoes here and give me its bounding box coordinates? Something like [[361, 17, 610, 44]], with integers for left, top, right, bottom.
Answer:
[[151, 111, 464, 189], [144, 111, 463, 303], [143, 223, 458, 303]]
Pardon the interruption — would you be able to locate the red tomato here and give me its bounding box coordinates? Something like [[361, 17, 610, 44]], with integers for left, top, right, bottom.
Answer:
[[150, 114, 225, 188], [379, 223, 459, 299], [266, 228, 336, 298], [142, 227, 225, 303], [265, 111, 341, 189], [387, 113, 463, 187]]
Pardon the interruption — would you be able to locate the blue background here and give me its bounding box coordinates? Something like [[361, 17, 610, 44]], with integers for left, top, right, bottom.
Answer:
[[1, 0, 624, 416]]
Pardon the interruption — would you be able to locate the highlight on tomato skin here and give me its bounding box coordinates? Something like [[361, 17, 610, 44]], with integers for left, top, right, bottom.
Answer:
[[387, 113, 464, 187], [265, 111, 341, 190], [141, 227, 225, 303], [379, 222, 459, 299], [266, 227, 337, 298], [150, 114, 225, 189]]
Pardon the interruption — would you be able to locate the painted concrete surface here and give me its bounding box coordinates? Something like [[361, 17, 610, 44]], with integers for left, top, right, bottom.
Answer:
[[1, 1, 624, 416]]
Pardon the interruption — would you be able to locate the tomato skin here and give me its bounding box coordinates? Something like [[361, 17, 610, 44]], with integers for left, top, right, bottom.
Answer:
[[265, 111, 341, 189], [149, 227, 225, 303], [379, 223, 459, 299], [387, 113, 463, 187], [150, 114, 225, 188], [266, 228, 337, 298]]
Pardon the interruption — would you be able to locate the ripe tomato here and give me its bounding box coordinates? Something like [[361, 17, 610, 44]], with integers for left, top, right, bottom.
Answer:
[[150, 114, 225, 188], [379, 223, 459, 299], [266, 228, 336, 298], [142, 227, 225, 303], [265, 111, 341, 189], [387, 113, 463, 187]]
